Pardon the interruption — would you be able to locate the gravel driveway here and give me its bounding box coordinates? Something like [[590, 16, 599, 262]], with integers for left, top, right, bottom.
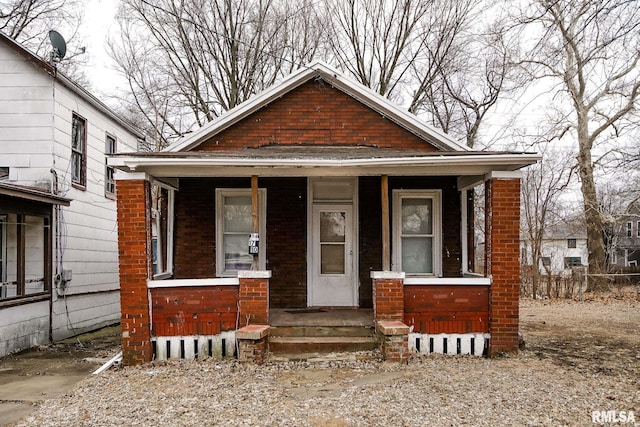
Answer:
[[13, 295, 640, 427]]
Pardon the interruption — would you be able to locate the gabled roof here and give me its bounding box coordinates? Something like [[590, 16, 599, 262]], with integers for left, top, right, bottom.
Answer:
[[167, 61, 469, 153], [0, 31, 144, 139]]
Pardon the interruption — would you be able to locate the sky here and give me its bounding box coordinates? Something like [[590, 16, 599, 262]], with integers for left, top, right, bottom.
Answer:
[[80, 0, 125, 97]]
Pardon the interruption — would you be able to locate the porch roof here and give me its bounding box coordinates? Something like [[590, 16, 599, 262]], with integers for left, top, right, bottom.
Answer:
[[110, 146, 539, 179], [0, 182, 71, 206]]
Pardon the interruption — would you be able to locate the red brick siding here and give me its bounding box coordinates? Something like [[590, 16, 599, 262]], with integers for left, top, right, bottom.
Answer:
[[373, 278, 404, 321], [197, 80, 439, 151], [116, 179, 153, 365], [485, 178, 521, 355], [150, 286, 239, 336], [239, 277, 269, 325], [404, 285, 489, 333]]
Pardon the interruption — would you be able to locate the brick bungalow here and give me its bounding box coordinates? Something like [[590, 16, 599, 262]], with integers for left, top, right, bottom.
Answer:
[[110, 62, 538, 365]]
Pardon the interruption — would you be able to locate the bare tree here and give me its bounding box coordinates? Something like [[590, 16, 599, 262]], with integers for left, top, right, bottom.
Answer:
[[109, 0, 323, 149], [519, 0, 640, 289], [412, 12, 521, 149], [322, 0, 432, 99], [521, 146, 574, 297]]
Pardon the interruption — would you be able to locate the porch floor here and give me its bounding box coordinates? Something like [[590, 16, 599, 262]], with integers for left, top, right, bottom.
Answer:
[[270, 308, 374, 327]]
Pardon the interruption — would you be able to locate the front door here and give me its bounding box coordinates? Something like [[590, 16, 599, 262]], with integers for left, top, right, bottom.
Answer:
[[309, 204, 356, 306]]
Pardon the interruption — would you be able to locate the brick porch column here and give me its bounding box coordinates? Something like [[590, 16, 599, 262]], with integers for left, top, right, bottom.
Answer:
[[238, 270, 271, 326], [485, 173, 521, 356], [116, 177, 153, 366], [371, 271, 405, 321]]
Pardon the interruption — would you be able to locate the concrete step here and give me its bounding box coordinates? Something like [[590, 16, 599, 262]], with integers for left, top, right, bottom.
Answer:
[[269, 336, 378, 354], [270, 325, 375, 338]]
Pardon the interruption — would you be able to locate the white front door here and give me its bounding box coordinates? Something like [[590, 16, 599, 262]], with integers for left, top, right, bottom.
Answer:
[[310, 204, 356, 306]]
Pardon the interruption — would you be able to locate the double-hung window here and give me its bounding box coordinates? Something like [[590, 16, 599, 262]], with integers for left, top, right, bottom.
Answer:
[[71, 113, 87, 188], [105, 133, 116, 197], [215, 189, 266, 277], [393, 190, 441, 276]]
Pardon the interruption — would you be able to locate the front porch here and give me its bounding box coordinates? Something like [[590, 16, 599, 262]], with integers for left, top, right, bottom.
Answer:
[[111, 63, 536, 365]]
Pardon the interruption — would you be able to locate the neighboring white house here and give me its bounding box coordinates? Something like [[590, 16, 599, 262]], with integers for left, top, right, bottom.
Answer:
[[608, 201, 640, 267], [0, 32, 144, 356], [521, 221, 588, 276]]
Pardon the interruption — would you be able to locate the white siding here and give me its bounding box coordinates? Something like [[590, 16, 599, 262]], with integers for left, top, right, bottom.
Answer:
[[0, 39, 141, 354], [0, 301, 49, 356], [49, 77, 138, 341]]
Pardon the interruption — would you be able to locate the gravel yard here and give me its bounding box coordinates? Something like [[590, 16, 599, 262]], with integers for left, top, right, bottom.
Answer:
[[13, 294, 640, 427]]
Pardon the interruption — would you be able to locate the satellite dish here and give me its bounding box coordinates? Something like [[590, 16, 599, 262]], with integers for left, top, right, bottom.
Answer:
[[48, 30, 67, 61]]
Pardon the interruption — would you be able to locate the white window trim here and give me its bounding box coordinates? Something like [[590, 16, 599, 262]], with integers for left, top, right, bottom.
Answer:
[[152, 182, 175, 280], [105, 133, 117, 197], [215, 188, 266, 278], [392, 189, 442, 277], [626, 221, 632, 237], [637, 221, 640, 238]]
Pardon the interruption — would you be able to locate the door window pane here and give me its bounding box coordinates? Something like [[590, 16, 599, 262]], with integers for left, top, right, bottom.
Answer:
[[320, 212, 345, 242], [402, 237, 433, 274], [321, 244, 345, 274]]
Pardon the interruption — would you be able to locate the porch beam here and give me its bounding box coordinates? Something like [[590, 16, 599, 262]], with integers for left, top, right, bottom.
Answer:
[[381, 175, 390, 271]]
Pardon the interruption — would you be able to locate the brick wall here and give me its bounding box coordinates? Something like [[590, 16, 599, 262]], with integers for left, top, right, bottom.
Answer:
[[404, 285, 490, 333], [116, 179, 153, 366], [238, 274, 269, 325], [150, 286, 239, 336], [372, 275, 404, 321], [485, 178, 521, 355], [173, 177, 307, 308], [197, 80, 439, 151]]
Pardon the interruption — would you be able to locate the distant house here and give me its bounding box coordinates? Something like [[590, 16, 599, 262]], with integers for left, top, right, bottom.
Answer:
[[521, 221, 588, 276], [609, 201, 640, 267], [110, 62, 539, 365], [0, 32, 144, 356]]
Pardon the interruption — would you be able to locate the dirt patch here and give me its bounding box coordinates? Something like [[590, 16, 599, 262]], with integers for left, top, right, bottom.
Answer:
[[520, 292, 640, 379]]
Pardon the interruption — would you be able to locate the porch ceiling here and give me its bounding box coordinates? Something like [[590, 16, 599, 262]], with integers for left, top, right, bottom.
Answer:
[[109, 146, 540, 179]]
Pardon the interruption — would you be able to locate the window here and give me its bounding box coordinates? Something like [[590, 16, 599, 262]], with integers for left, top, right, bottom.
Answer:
[[393, 190, 441, 276], [105, 133, 116, 197], [215, 189, 266, 277], [0, 167, 8, 179], [71, 113, 87, 188], [541, 256, 551, 267], [637, 221, 640, 238], [567, 238, 577, 248], [564, 257, 582, 268], [0, 213, 48, 300], [151, 183, 175, 279], [626, 222, 632, 237]]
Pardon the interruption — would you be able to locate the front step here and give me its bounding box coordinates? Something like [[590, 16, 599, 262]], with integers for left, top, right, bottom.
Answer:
[[269, 336, 378, 354], [270, 325, 374, 338]]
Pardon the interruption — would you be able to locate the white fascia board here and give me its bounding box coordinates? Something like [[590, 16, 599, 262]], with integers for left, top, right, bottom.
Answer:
[[167, 62, 467, 153], [114, 153, 540, 171]]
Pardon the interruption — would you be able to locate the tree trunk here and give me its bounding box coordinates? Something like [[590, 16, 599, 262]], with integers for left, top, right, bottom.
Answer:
[[577, 142, 607, 291]]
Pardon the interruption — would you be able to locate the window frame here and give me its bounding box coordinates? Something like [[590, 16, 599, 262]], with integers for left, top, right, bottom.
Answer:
[[637, 221, 640, 238], [626, 221, 632, 237], [105, 133, 117, 198], [151, 182, 175, 280], [567, 238, 577, 248], [564, 256, 582, 268], [215, 188, 266, 278], [71, 113, 87, 189], [392, 189, 442, 277]]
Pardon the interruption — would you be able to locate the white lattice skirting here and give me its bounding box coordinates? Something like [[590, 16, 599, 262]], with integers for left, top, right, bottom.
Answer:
[[409, 333, 489, 356], [153, 331, 237, 361]]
